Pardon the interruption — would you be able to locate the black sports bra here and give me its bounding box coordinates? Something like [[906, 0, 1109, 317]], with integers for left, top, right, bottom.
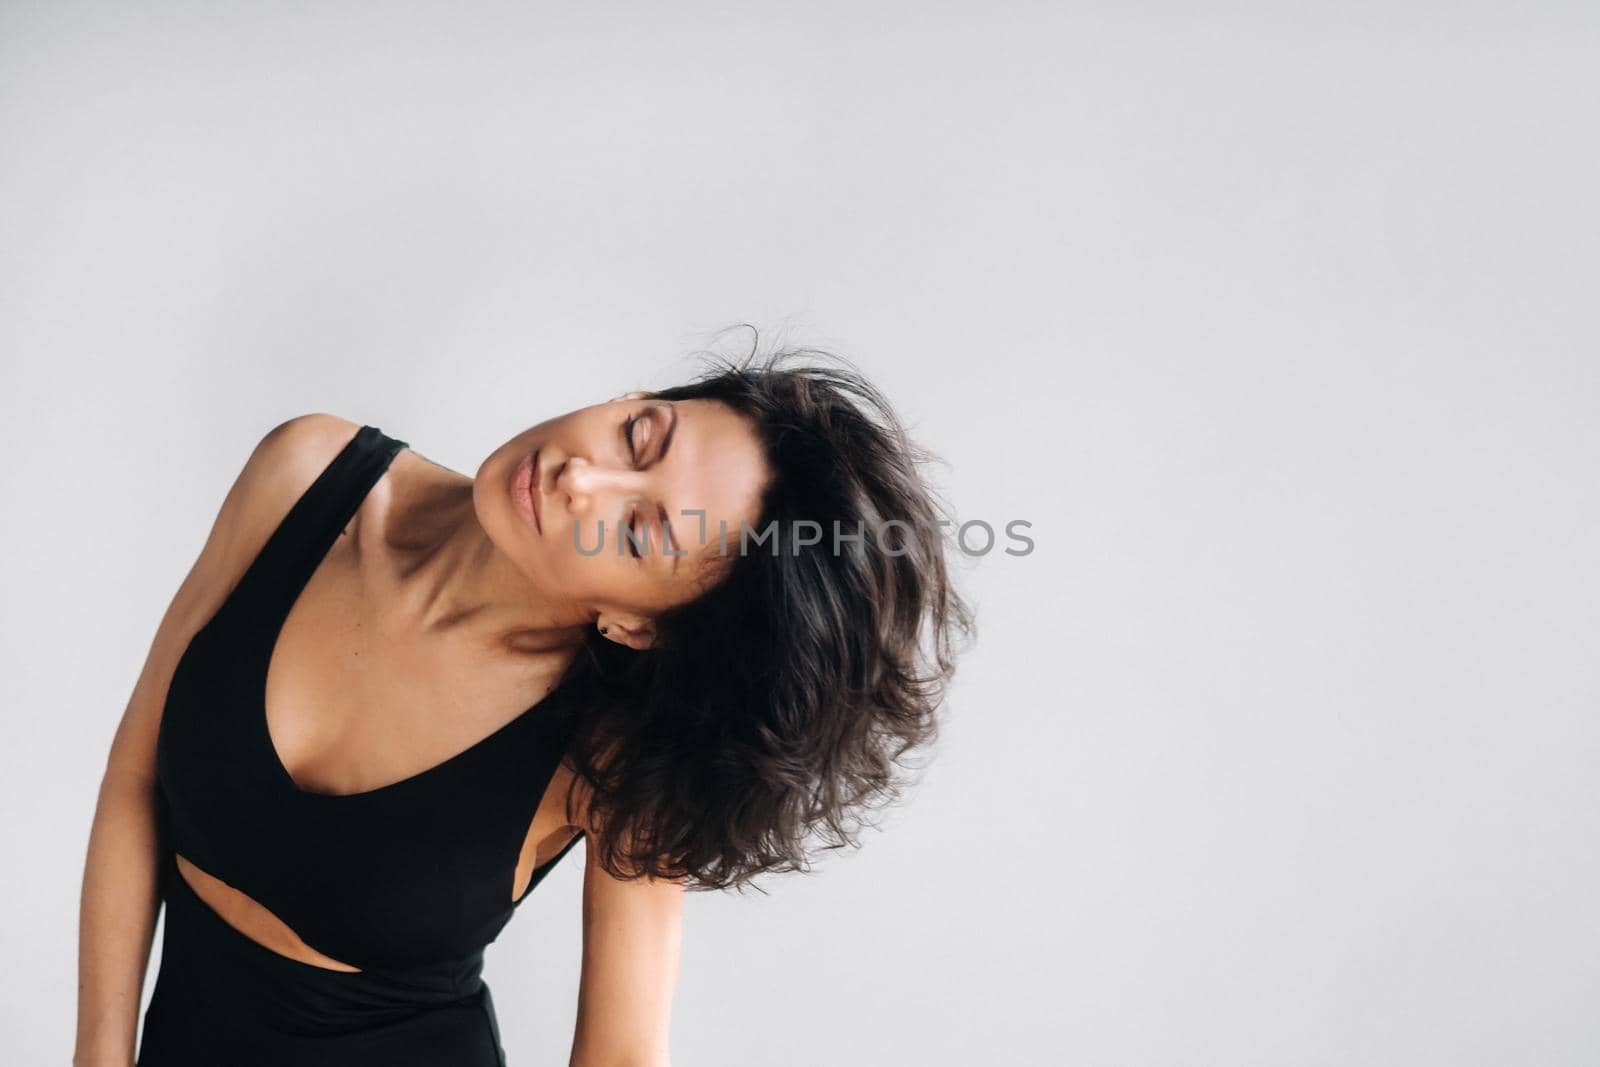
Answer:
[[155, 424, 585, 980]]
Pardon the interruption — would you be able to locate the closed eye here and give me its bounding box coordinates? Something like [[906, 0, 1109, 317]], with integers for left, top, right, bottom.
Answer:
[[623, 408, 655, 465], [627, 510, 644, 559]]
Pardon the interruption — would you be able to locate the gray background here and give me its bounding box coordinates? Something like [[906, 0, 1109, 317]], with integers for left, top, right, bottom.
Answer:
[[3, 2, 1597, 1064]]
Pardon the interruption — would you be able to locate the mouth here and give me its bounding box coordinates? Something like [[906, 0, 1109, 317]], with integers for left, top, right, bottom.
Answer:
[[513, 448, 543, 533]]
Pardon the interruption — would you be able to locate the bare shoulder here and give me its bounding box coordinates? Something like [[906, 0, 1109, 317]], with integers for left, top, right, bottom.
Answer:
[[245, 412, 367, 512], [193, 413, 367, 617], [223, 414, 363, 556]]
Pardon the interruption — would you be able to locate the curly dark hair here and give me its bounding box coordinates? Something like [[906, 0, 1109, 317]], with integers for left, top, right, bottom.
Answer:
[[556, 335, 977, 893]]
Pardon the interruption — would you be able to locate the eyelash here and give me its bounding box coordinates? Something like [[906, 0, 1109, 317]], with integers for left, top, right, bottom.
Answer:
[[623, 412, 645, 559]]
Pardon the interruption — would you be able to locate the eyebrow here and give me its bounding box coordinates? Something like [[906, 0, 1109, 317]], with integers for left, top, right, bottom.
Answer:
[[654, 403, 682, 573]]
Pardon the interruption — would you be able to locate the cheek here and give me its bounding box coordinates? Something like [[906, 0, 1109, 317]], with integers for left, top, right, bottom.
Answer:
[[550, 536, 634, 592]]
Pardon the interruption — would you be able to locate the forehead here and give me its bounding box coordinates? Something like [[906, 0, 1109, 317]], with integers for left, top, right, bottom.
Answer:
[[659, 398, 769, 559]]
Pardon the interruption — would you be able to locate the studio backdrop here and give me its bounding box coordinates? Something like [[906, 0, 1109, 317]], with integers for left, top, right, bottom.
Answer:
[[3, 2, 1597, 1065]]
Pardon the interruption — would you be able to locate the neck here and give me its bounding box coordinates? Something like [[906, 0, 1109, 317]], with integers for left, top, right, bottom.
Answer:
[[390, 480, 589, 659]]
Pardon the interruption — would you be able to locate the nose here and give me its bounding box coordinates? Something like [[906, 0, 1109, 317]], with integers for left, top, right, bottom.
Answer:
[[554, 455, 642, 514]]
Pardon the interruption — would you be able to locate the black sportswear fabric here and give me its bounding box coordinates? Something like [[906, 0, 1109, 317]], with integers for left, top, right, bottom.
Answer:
[[137, 424, 584, 1065]]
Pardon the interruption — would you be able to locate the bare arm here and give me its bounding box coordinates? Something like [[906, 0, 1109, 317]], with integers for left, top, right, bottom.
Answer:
[[568, 829, 686, 1067], [73, 413, 354, 1066], [73, 553, 216, 1066]]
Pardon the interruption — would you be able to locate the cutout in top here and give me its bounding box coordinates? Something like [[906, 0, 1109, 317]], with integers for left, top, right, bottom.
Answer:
[[174, 853, 363, 973]]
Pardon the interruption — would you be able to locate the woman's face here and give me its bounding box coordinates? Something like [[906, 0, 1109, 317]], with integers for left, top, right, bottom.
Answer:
[[476, 392, 771, 648]]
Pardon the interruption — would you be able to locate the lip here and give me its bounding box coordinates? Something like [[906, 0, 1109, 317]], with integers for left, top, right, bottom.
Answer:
[[513, 448, 543, 533]]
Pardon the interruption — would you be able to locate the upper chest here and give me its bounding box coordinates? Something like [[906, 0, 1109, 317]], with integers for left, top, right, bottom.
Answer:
[[262, 510, 566, 800]]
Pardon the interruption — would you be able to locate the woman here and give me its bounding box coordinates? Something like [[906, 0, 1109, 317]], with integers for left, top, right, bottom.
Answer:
[[75, 345, 975, 1066]]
